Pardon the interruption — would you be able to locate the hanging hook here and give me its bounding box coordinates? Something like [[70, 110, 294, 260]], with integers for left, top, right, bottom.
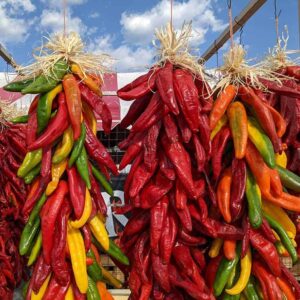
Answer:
[[234, 17, 244, 47]]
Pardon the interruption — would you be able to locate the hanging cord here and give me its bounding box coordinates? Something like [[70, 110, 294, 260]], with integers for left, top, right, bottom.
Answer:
[[63, 0, 67, 37], [274, 0, 282, 47], [227, 0, 234, 49], [170, 0, 173, 29]]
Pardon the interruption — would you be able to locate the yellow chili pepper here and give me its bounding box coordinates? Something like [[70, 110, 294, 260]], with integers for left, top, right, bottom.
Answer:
[[67, 221, 88, 294], [226, 249, 252, 295], [276, 241, 290, 256], [210, 114, 228, 140], [52, 126, 74, 164], [70, 188, 92, 228], [18, 149, 42, 178], [101, 266, 123, 289], [272, 230, 281, 241], [82, 101, 97, 135], [46, 159, 68, 196], [31, 274, 51, 300], [89, 214, 109, 251], [209, 238, 223, 258], [262, 200, 296, 238], [71, 64, 102, 96], [65, 285, 75, 300], [275, 151, 287, 168], [291, 237, 297, 247]]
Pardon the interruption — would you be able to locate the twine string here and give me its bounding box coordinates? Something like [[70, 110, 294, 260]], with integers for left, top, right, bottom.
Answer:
[[227, 0, 234, 49], [63, 0, 67, 37]]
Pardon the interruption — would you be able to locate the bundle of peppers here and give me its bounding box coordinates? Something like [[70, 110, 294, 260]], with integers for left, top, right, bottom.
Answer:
[[3, 60, 130, 300], [204, 68, 300, 298], [116, 58, 250, 299], [0, 121, 29, 299]]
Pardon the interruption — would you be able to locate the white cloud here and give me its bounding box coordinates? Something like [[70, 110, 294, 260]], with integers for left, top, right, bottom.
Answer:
[[40, 9, 87, 36], [121, 0, 225, 47], [90, 12, 100, 19], [88, 35, 155, 72], [0, 1, 36, 44]]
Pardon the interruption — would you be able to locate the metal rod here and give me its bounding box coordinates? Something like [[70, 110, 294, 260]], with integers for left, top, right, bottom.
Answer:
[[200, 0, 267, 62], [0, 43, 17, 69]]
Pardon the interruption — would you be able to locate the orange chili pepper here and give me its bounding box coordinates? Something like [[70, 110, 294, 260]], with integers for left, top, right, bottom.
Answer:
[[104, 291, 114, 300], [96, 282, 107, 299], [223, 240, 236, 260], [91, 244, 101, 266], [227, 101, 248, 159], [217, 167, 232, 223], [63, 74, 82, 140], [265, 103, 287, 138], [276, 277, 296, 300], [265, 192, 300, 212], [210, 85, 237, 130], [245, 141, 271, 199], [269, 168, 283, 197]]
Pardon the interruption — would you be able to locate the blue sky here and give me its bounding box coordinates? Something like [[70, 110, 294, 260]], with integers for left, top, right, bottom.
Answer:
[[0, 0, 298, 72]]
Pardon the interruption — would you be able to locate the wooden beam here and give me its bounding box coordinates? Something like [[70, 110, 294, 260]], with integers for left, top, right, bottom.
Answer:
[[200, 0, 267, 62], [0, 43, 17, 69]]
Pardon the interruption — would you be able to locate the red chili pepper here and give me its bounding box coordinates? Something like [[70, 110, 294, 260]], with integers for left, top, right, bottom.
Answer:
[[173, 69, 200, 132], [28, 93, 69, 150], [143, 121, 161, 170], [119, 141, 142, 170], [72, 277, 86, 300], [158, 151, 176, 181], [161, 134, 196, 199], [195, 78, 213, 113], [260, 218, 277, 243], [177, 113, 192, 143], [51, 202, 71, 285], [178, 227, 206, 246], [151, 252, 171, 292], [131, 92, 166, 133], [252, 260, 282, 300], [133, 233, 149, 284], [6, 152, 20, 171], [67, 167, 85, 219], [160, 210, 178, 264], [192, 134, 206, 172], [119, 94, 151, 129], [23, 176, 49, 219], [156, 61, 179, 115], [175, 179, 187, 210], [41, 145, 52, 178], [84, 122, 118, 175], [41, 180, 69, 264], [163, 114, 179, 143], [31, 254, 52, 293], [28, 95, 39, 114], [63, 74, 82, 140], [239, 86, 282, 153], [260, 78, 300, 98], [249, 228, 281, 276], [150, 195, 168, 252], [7, 132, 27, 156], [203, 170, 217, 207], [43, 274, 70, 300], [153, 282, 165, 300], [99, 101, 112, 134], [140, 171, 173, 209], [191, 248, 206, 270], [241, 217, 250, 258], [88, 167, 107, 216], [198, 113, 212, 156], [117, 68, 158, 100], [211, 126, 231, 180], [122, 211, 150, 238], [230, 158, 246, 220], [128, 267, 142, 298], [26, 109, 38, 147], [205, 255, 222, 291], [265, 103, 287, 138]]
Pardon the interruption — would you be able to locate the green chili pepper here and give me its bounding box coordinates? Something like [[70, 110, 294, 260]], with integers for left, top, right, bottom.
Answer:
[[87, 249, 103, 282], [17, 149, 42, 178], [213, 244, 241, 296], [76, 146, 91, 189], [69, 123, 86, 167], [223, 264, 240, 300], [27, 231, 42, 266], [243, 277, 259, 300], [11, 115, 29, 124], [92, 164, 114, 196], [275, 165, 300, 193], [21, 60, 69, 94], [253, 280, 264, 300], [246, 169, 262, 229], [22, 281, 30, 299], [264, 213, 298, 264], [28, 193, 47, 227], [19, 217, 40, 256], [92, 236, 129, 266], [248, 117, 275, 168], [37, 84, 63, 133], [24, 163, 41, 184], [3, 77, 34, 92], [87, 276, 101, 300]]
